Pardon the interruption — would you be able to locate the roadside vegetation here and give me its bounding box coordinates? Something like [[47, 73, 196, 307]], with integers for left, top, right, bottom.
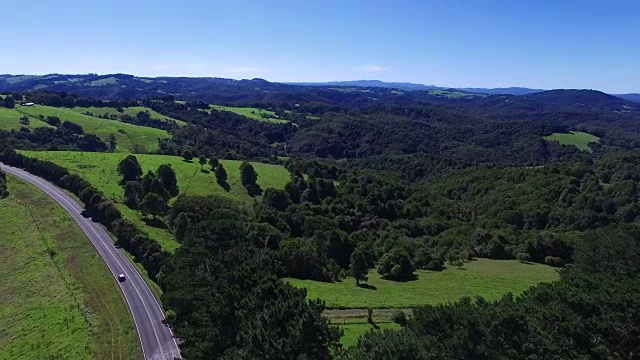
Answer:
[[0, 173, 140, 360]]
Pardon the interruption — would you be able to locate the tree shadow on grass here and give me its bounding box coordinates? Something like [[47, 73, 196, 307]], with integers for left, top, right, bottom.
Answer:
[[200, 169, 210, 174], [143, 217, 168, 229], [356, 283, 378, 290], [217, 180, 230, 192], [182, 159, 194, 163], [382, 273, 419, 282]]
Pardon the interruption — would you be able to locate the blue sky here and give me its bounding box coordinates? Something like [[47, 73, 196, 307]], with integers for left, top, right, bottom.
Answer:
[[3, 0, 639, 92]]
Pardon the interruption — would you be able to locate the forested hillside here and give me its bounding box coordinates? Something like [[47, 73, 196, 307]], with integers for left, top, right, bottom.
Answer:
[[1, 79, 640, 359]]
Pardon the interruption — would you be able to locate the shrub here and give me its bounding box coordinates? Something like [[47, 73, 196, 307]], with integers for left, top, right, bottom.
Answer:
[[517, 252, 532, 263], [424, 259, 444, 271], [545, 256, 565, 267], [392, 310, 407, 327], [377, 247, 415, 281]]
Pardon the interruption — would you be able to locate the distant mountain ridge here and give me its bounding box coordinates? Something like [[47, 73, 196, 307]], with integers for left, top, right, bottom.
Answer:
[[460, 87, 545, 95], [0, 74, 638, 108], [289, 80, 639, 100], [287, 80, 545, 95], [285, 80, 440, 91]]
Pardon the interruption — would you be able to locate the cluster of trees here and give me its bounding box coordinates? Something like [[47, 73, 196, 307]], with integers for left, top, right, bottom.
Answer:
[[118, 155, 179, 220], [0, 148, 168, 279], [0, 126, 108, 152], [0, 116, 109, 152], [151, 99, 295, 162], [20, 90, 138, 108], [0, 93, 20, 108]]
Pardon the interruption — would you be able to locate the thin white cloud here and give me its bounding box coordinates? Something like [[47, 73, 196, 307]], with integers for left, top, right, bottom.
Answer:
[[220, 66, 267, 74], [153, 65, 168, 70], [360, 64, 389, 72]]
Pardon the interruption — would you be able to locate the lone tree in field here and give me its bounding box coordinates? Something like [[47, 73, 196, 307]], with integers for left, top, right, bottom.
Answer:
[[181, 149, 193, 162], [198, 155, 207, 170], [350, 249, 369, 286], [117, 155, 143, 183], [140, 192, 167, 219], [240, 161, 261, 196], [215, 164, 228, 188], [109, 134, 117, 152], [209, 157, 219, 170], [157, 164, 179, 197], [240, 161, 258, 186]]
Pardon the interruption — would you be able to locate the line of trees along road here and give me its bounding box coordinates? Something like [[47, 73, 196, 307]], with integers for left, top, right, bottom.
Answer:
[[0, 148, 169, 279]]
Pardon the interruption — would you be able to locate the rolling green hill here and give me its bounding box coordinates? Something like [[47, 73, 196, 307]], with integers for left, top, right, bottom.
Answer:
[[0, 107, 54, 131], [209, 105, 289, 124], [69, 106, 187, 126], [15, 105, 171, 153], [21, 151, 292, 251]]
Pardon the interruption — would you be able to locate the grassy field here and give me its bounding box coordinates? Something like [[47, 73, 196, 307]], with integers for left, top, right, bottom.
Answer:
[[70, 106, 187, 126], [0, 175, 140, 359], [544, 131, 600, 152], [289, 259, 559, 309], [21, 151, 292, 251], [15, 104, 171, 153], [209, 105, 289, 124], [339, 322, 400, 347], [0, 106, 54, 131]]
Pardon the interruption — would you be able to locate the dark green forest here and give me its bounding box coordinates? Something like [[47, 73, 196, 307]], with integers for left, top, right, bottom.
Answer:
[[1, 80, 640, 359]]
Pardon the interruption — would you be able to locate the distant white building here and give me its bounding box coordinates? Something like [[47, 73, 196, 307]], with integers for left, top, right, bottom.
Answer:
[[21, 102, 35, 106]]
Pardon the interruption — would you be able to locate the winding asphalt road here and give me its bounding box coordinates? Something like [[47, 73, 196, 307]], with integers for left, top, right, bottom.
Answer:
[[0, 163, 181, 360]]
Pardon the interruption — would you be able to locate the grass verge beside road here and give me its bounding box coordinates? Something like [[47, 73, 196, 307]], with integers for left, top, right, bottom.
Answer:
[[0, 174, 141, 359]]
